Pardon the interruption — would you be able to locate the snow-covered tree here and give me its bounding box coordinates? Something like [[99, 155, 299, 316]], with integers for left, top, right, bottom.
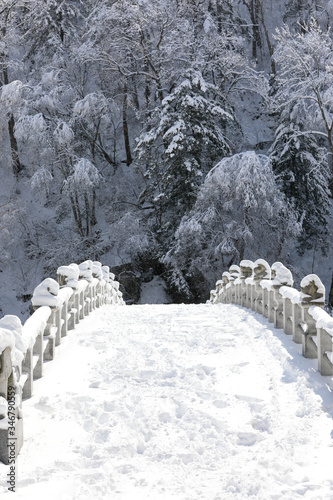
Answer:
[[163, 151, 300, 301], [63, 158, 101, 237], [283, 0, 327, 30], [270, 114, 331, 255], [137, 69, 233, 237], [73, 93, 118, 168], [273, 20, 333, 167], [0, 1, 27, 176]]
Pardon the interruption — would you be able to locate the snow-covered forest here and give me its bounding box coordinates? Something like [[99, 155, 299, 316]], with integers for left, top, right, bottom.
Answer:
[[1, 0, 333, 313]]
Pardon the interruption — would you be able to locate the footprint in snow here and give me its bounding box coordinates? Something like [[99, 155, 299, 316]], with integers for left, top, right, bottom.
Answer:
[[212, 400, 228, 409], [251, 417, 272, 433], [237, 432, 258, 446], [158, 412, 172, 423], [230, 362, 249, 374], [175, 402, 188, 418], [89, 380, 101, 388], [196, 365, 215, 379]]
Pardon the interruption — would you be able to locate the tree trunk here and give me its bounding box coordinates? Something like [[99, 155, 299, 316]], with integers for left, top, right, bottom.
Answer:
[[3, 67, 23, 177], [328, 272, 333, 309], [8, 114, 23, 177], [258, 0, 276, 76], [123, 81, 133, 166], [69, 192, 83, 237]]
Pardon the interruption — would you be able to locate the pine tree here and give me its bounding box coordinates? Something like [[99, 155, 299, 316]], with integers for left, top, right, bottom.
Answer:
[[270, 117, 331, 255], [136, 69, 233, 239]]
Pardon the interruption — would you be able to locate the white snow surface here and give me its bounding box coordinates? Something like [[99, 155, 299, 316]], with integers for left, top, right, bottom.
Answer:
[[1, 303, 333, 499], [138, 276, 172, 304]]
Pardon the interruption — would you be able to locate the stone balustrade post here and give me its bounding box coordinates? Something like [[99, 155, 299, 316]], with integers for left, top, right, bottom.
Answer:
[[42, 308, 57, 359], [32, 329, 44, 379], [22, 348, 33, 399], [262, 287, 269, 318], [92, 261, 104, 308], [270, 263, 294, 330], [267, 287, 275, 323], [317, 327, 333, 376], [0, 346, 12, 400], [210, 290, 217, 303], [60, 299, 69, 337], [228, 265, 240, 304], [74, 290, 80, 325], [79, 288, 85, 320], [32, 278, 63, 365], [301, 307, 318, 359], [67, 292, 76, 330], [0, 347, 23, 464], [252, 259, 270, 315], [282, 297, 293, 335], [214, 280, 223, 304], [292, 302, 303, 344], [57, 265, 81, 330], [221, 273, 230, 304], [273, 285, 284, 329], [299, 274, 325, 359], [239, 261, 253, 308]]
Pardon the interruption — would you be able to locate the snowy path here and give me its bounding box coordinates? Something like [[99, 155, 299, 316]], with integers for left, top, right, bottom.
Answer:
[[1, 303, 333, 499]]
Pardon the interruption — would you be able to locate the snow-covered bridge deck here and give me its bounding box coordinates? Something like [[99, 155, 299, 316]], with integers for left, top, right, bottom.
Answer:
[[1, 303, 333, 499]]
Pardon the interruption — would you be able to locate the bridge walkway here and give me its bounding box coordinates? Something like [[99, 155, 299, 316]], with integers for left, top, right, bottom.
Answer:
[[2, 303, 333, 499]]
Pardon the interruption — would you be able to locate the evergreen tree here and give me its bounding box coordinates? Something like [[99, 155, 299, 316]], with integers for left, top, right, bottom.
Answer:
[[270, 117, 331, 255], [136, 69, 233, 240]]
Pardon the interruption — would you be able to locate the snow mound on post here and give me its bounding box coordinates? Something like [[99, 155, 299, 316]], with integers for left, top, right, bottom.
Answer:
[[279, 286, 302, 304], [0, 329, 15, 355], [0, 315, 27, 354], [79, 260, 93, 282], [0, 327, 23, 367], [102, 266, 111, 283], [31, 278, 60, 308], [309, 306, 333, 334], [92, 261, 103, 280], [272, 265, 293, 287], [57, 264, 80, 288]]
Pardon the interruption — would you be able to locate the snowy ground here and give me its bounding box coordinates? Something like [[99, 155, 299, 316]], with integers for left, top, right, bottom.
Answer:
[[1, 303, 333, 499], [138, 276, 172, 304]]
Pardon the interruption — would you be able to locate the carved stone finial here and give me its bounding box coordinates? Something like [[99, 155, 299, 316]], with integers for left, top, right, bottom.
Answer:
[[229, 265, 240, 281], [240, 260, 253, 279], [253, 259, 270, 281], [300, 274, 325, 306], [222, 272, 230, 286]]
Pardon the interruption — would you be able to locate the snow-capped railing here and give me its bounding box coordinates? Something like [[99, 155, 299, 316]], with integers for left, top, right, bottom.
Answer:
[[210, 259, 333, 378], [0, 260, 124, 464]]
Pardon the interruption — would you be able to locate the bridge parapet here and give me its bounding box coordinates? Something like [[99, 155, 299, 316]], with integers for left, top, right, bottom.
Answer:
[[210, 261, 333, 379], [0, 260, 123, 464]]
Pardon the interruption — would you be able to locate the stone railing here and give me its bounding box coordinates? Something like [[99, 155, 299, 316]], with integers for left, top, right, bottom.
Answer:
[[0, 260, 124, 464], [210, 258, 333, 378]]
